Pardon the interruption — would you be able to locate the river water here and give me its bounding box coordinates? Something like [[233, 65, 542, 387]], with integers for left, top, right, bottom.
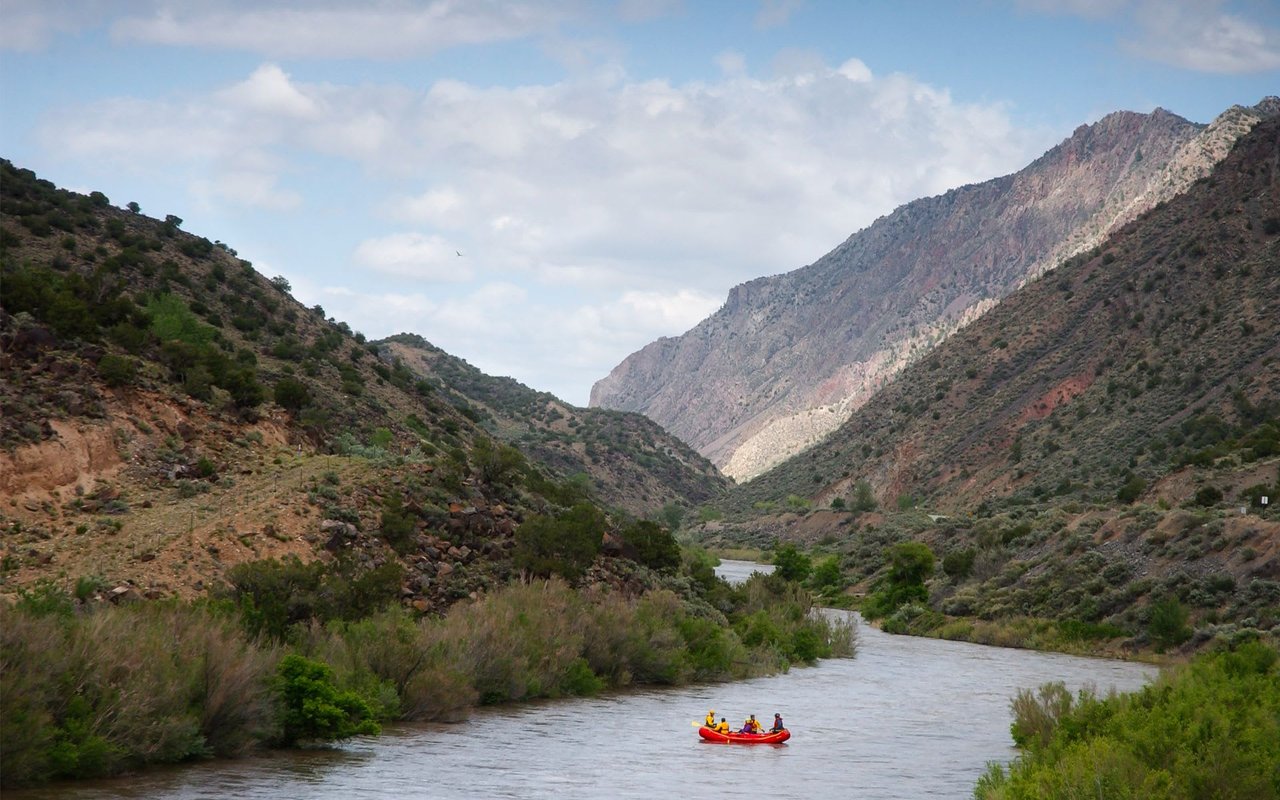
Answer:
[[14, 561, 1157, 799]]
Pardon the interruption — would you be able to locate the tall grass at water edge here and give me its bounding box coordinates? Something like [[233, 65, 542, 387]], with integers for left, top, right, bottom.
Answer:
[[1, 577, 854, 788]]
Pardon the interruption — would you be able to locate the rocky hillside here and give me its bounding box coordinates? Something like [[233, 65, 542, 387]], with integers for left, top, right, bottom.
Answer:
[[382, 333, 726, 518], [0, 159, 719, 604], [699, 116, 1280, 643], [592, 98, 1279, 482]]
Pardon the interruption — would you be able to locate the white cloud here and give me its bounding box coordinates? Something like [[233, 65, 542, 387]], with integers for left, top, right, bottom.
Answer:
[[109, 0, 574, 59], [837, 58, 873, 83], [1127, 2, 1280, 73], [217, 63, 320, 118], [37, 57, 1048, 404], [1018, 0, 1280, 74], [354, 232, 474, 281]]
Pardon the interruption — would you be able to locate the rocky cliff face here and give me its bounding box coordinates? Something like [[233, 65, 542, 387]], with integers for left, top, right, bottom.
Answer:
[[591, 98, 1279, 481]]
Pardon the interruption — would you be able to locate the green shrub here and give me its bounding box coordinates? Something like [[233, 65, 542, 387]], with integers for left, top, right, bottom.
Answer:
[[620, 519, 681, 573], [378, 491, 417, 554], [809, 556, 843, 591], [272, 377, 311, 411], [862, 541, 934, 620], [276, 655, 379, 745], [1148, 595, 1192, 651], [942, 548, 976, 580], [979, 641, 1280, 799], [772, 543, 811, 583], [513, 503, 604, 581], [1192, 485, 1223, 508], [98, 354, 138, 388]]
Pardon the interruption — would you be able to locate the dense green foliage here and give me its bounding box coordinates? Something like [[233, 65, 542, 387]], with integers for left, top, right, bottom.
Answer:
[[513, 502, 605, 580], [771, 543, 812, 583], [976, 640, 1280, 799], [620, 519, 682, 573], [861, 541, 935, 620], [276, 655, 379, 744]]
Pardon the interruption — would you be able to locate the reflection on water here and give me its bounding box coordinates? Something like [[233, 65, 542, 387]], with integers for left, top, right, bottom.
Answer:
[[12, 562, 1156, 800]]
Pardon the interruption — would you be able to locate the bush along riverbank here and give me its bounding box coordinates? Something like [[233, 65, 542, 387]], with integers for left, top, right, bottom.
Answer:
[[974, 638, 1280, 799], [0, 562, 852, 789]]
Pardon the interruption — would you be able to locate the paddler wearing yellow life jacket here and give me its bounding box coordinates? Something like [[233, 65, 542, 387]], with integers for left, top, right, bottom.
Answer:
[[705, 709, 716, 728]]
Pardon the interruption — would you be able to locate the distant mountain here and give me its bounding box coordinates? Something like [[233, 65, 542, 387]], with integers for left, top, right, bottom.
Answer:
[[381, 334, 727, 517], [592, 98, 1279, 481], [694, 115, 1280, 644], [733, 114, 1280, 513]]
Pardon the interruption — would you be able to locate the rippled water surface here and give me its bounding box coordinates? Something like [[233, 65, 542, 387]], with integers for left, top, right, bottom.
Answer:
[[15, 561, 1156, 799]]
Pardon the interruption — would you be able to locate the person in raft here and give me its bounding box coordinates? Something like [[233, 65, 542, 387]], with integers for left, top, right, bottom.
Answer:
[[770, 713, 785, 733], [715, 717, 730, 734], [705, 709, 716, 728], [740, 715, 762, 734]]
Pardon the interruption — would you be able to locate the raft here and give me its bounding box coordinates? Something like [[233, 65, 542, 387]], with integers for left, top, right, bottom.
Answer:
[[698, 726, 790, 744]]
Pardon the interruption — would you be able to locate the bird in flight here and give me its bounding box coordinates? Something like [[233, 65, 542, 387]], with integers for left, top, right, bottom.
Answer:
[[456, 250, 464, 257]]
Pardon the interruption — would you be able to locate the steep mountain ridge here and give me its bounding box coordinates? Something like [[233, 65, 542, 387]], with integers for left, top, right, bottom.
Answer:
[[592, 98, 1279, 481], [698, 117, 1280, 641], [733, 115, 1280, 513]]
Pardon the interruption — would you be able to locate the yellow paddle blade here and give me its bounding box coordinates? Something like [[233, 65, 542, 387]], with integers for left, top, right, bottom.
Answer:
[[690, 720, 702, 727]]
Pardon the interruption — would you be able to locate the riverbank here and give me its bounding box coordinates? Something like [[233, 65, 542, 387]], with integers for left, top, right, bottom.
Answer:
[[0, 570, 852, 789], [852, 604, 1175, 663], [976, 639, 1280, 799], [2, 602, 1155, 800]]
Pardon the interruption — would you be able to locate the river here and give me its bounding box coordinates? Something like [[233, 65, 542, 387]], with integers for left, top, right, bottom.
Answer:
[[13, 561, 1157, 799]]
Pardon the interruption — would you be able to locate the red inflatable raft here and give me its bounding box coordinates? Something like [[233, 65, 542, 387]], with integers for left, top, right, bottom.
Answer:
[[698, 726, 790, 744]]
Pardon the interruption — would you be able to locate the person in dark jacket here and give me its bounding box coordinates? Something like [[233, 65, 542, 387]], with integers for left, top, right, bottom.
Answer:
[[770, 713, 785, 733]]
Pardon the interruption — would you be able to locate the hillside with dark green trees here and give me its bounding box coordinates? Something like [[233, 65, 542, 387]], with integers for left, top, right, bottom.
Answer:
[[0, 155, 727, 607], [383, 332, 727, 518]]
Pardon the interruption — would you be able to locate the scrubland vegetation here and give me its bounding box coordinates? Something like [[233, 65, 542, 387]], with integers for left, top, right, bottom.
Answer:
[[976, 639, 1280, 799], [0, 563, 850, 788]]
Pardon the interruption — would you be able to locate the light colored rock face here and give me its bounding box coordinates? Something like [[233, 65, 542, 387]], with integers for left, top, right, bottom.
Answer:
[[591, 99, 1278, 481]]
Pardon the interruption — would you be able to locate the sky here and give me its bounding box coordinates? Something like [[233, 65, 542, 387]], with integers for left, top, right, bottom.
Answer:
[[2, 1, 1278, 406]]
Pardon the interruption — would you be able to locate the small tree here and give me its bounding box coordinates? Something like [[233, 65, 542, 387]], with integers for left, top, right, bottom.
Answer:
[[772, 543, 811, 583], [98, 354, 138, 387], [276, 655, 379, 745], [862, 541, 935, 620], [1148, 595, 1191, 651], [621, 519, 681, 573], [810, 556, 843, 591], [126, 201, 140, 213], [1192, 485, 1223, 508], [269, 275, 292, 293], [272, 377, 311, 411], [942, 548, 976, 581], [1117, 474, 1147, 504], [852, 481, 877, 512], [514, 503, 604, 581], [472, 435, 526, 489], [379, 491, 416, 554]]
